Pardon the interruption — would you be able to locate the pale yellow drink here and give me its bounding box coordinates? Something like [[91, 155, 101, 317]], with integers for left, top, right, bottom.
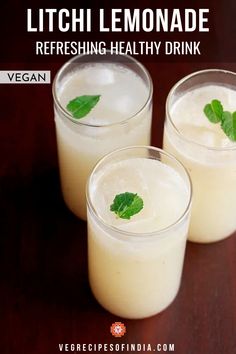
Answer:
[[53, 53, 152, 220], [87, 147, 192, 319], [164, 70, 236, 243]]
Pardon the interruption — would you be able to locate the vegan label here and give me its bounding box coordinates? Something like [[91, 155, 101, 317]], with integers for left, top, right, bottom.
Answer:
[[0, 71, 51, 84]]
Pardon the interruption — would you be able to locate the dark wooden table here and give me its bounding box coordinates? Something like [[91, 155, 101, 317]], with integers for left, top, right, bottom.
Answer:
[[1, 0, 236, 352], [1, 60, 236, 354]]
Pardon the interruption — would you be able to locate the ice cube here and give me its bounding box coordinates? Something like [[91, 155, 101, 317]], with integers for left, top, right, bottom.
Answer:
[[85, 66, 114, 86], [113, 95, 135, 115]]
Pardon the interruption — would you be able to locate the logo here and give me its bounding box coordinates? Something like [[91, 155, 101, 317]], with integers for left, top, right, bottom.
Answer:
[[110, 322, 126, 338]]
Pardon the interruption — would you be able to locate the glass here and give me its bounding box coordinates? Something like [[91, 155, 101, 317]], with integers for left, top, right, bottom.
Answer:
[[53, 52, 153, 220], [86, 146, 192, 319], [164, 69, 236, 243]]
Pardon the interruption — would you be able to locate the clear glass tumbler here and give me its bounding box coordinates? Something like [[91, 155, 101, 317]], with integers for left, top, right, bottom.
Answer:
[[87, 146, 192, 319], [164, 69, 236, 243], [53, 52, 153, 220]]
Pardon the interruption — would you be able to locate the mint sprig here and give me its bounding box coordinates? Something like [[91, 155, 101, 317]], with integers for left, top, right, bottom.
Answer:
[[203, 99, 236, 141], [66, 95, 100, 119], [110, 192, 144, 220]]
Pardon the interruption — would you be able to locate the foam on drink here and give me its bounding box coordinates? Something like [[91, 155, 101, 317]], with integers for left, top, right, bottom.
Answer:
[[57, 63, 149, 125], [170, 85, 236, 149]]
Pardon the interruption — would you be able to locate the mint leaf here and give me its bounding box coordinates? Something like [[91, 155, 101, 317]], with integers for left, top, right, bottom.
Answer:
[[203, 99, 236, 142], [66, 95, 100, 119], [204, 104, 216, 123], [233, 112, 236, 141], [221, 111, 236, 141], [211, 99, 223, 120], [110, 192, 144, 220], [203, 99, 223, 123]]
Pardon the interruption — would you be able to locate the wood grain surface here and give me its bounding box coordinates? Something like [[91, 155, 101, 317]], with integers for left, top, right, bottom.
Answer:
[[1, 61, 236, 354], [0, 0, 236, 352]]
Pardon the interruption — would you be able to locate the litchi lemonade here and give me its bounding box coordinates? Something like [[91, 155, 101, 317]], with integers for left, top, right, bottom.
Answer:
[[53, 53, 152, 220], [164, 70, 236, 243], [87, 146, 192, 319]]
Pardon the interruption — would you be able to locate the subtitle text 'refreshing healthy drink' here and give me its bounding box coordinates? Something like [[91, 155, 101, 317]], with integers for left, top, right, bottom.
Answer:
[[164, 69, 236, 243], [87, 146, 192, 319], [53, 53, 152, 220]]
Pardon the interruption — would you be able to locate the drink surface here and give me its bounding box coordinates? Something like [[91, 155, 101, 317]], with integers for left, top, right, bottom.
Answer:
[[90, 157, 189, 233], [170, 84, 236, 148], [58, 63, 149, 125]]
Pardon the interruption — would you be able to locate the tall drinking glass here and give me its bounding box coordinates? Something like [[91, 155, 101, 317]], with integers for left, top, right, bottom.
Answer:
[[164, 69, 236, 243], [53, 52, 153, 220], [87, 146, 192, 319]]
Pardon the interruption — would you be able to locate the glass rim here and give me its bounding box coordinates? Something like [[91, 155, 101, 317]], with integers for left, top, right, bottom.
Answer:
[[86, 145, 192, 240], [52, 51, 153, 128], [166, 68, 236, 152]]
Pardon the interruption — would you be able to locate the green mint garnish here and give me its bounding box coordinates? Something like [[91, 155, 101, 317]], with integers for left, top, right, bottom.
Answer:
[[221, 111, 236, 141], [203, 99, 223, 123], [203, 99, 236, 141], [66, 95, 100, 119], [110, 192, 144, 220]]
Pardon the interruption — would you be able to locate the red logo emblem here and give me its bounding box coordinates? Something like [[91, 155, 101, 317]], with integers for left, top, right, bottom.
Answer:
[[110, 322, 126, 337]]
